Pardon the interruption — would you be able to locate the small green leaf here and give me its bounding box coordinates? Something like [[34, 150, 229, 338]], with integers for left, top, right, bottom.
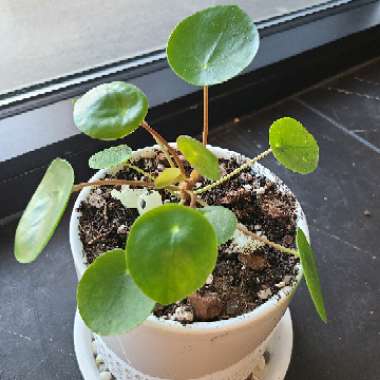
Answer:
[[89, 144, 133, 169], [167, 5, 260, 86], [199, 206, 237, 245], [14, 159, 74, 263], [73, 81, 148, 140], [296, 228, 327, 322], [176, 135, 220, 181], [77, 249, 155, 335], [269, 117, 319, 174], [127, 204, 218, 304], [154, 168, 182, 189]]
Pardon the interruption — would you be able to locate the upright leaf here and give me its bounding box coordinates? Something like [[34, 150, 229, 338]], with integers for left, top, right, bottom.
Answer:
[[176, 135, 220, 181], [199, 206, 237, 245], [88, 144, 133, 169], [167, 5, 260, 86], [269, 117, 319, 174], [127, 204, 218, 304], [77, 249, 155, 335], [14, 159, 74, 263], [73, 82, 148, 140], [296, 228, 327, 322]]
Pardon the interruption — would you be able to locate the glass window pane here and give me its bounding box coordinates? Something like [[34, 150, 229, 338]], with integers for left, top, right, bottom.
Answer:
[[0, 0, 332, 96]]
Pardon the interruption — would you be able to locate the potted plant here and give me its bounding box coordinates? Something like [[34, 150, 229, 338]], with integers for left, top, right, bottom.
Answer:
[[14, 5, 326, 380]]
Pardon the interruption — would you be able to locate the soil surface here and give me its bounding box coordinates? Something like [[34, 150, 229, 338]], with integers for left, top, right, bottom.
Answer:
[[78, 149, 299, 323]]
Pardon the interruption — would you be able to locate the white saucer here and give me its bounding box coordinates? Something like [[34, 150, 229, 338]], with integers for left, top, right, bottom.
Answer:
[[74, 309, 293, 380]]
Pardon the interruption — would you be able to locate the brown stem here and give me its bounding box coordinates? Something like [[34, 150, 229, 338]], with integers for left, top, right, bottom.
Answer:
[[72, 179, 154, 192], [237, 224, 299, 257], [141, 122, 175, 168], [202, 86, 209, 145], [141, 121, 187, 177], [189, 191, 197, 208], [185, 169, 200, 192]]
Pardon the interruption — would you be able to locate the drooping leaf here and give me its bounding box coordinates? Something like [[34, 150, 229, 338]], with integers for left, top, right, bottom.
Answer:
[[269, 117, 319, 174], [111, 186, 145, 208], [167, 5, 260, 86], [77, 249, 155, 335], [88, 144, 133, 169], [14, 159, 74, 263], [176, 135, 220, 181], [296, 228, 327, 322], [127, 204, 218, 304], [154, 168, 182, 189], [73, 82, 148, 140], [111, 186, 162, 215], [199, 206, 237, 245], [137, 191, 163, 215]]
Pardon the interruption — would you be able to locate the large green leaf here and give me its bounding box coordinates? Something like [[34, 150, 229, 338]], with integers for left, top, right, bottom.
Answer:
[[154, 168, 182, 189], [269, 117, 319, 174], [77, 249, 155, 335], [167, 5, 259, 86], [296, 228, 327, 322], [73, 82, 148, 140], [199, 206, 237, 245], [88, 144, 133, 169], [14, 159, 74, 263], [176, 135, 220, 181], [127, 204, 218, 304]]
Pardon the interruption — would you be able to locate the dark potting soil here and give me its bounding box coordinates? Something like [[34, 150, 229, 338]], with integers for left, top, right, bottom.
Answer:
[[77, 149, 299, 323]]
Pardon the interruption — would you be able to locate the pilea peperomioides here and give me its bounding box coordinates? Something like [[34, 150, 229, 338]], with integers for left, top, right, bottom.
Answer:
[[14, 5, 326, 336]]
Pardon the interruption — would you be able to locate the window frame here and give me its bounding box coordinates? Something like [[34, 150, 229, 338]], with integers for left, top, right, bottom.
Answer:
[[1, 0, 379, 119]]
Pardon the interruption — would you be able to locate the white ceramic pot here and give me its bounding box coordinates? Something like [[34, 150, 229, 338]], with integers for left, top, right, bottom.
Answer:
[[70, 145, 308, 380]]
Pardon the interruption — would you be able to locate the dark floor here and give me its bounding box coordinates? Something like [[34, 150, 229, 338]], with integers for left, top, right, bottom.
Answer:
[[1, 58, 379, 380]]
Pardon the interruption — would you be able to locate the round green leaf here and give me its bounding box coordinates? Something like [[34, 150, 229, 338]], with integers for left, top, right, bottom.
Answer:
[[154, 168, 182, 189], [199, 206, 237, 245], [167, 5, 260, 86], [127, 204, 218, 304], [176, 135, 220, 181], [88, 144, 133, 169], [77, 249, 155, 335], [73, 82, 148, 140], [296, 228, 327, 323], [14, 159, 74, 263], [269, 117, 319, 174]]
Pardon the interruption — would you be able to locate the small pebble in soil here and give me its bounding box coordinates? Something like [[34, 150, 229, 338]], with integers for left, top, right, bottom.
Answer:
[[257, 288, 273, 300], [117, 224, 129, 235], [189, 292, 224, 321], [283, 275, 293, 285], [238, 252, 267, 271], [95, 354, 104, 366], [88, 192, 106, 209], [99, 371, 112, 380], [171, 305, 194, 323]]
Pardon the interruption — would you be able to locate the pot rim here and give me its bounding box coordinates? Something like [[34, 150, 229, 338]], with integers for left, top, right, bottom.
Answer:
[[70, 144, 307, 334]]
